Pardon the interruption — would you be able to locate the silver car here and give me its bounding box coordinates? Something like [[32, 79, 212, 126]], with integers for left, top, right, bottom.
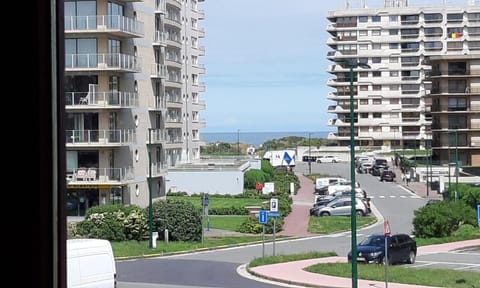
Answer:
[[314, 197, 369, 217]]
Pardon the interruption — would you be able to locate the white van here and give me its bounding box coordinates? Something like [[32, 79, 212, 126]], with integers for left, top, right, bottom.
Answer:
[[67, 239, 117, 288], [314, 177, 346, 194]]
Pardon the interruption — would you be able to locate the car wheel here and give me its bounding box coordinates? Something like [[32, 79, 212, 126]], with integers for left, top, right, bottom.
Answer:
[[381, 256, 391, 265], [407, 251, 416, 264], [332, 160, 336, 163], [320, 212, 330, 216], [355, 210, 364, 216]]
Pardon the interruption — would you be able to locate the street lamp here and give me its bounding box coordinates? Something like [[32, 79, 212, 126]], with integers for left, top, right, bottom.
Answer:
[[338, 59, 370, 288], [237, 129, 240, 156], [147, 128, 153, 249], [308, 132, 312, 175]]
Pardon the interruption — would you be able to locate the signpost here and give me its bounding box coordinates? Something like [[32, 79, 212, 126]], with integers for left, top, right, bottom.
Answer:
[[384, 219, 391, 288], [259, 210, 268, 257], [270, 198, 279, 256], [477, 205, 480, 226]]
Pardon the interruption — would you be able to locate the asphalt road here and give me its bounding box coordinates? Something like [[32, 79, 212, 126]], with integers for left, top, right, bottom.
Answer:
[[117, 161, 479, 288]]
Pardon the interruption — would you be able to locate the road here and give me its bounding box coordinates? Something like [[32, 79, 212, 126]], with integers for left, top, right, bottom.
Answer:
[[117, 161, 479, 288]]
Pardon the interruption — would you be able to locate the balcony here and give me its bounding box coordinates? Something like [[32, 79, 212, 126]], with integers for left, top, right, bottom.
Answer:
[[64, 15, 144, 38], [151, 161, 168, 176], [65, 53, 141, 72], [153, 31, 167, 46], [192, 82, 206, 92], [151, 63, 167, 78], [149, 129, 168, 144], [66, 129, 136, 147], [67, 167, 134, 186], [65, 91, 138, 108], [155, 0, 166, 13], [192, 99, 206, 110]]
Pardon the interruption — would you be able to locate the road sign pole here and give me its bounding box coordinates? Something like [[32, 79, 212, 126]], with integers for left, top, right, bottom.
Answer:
[[262, 224, 265, 258], [384, 219, 391, 288], [273, 218, 276, 257]]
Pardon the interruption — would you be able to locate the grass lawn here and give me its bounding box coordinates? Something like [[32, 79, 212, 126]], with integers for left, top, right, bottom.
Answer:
[[208, 215, 249, 231], [308, 216, 377, 234], [305, 263, 480, 288], [168, 195, 266, 211]]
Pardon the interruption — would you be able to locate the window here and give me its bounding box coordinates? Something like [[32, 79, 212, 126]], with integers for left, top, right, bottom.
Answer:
[[390, 84, 399, 90], [372, 57, 381, 63], [390, 99, 399, 104], [373, 126, 381, 132], [360, 99, 368, 105], [373, 71, 381, 77], [359, 16, 368, 23], [65, 38, 97, 68], [373, 113, 382, 118], [359, 71, 368, 77], [372, 15, 381, 22], [390, 43, 398, 49], [360, 113, 368, 118], [389, 29, 398, 35], [389, 57, 398, 63], [373, 99, 382, 105], [358, 57, 368, 64], [359, 30, 368, 36], [372, 30, 381, 36], [360, 85, 368, 91], [372, 43, 381, 50], [373, 85, 381, 91], [389, 15, 398, 22], [359, 44, 368, 50], [390, 71, 398, 77], [64, 0, 97, 30]]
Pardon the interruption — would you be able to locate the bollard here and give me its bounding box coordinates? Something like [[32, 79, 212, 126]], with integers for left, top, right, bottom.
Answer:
[[152, 232, 159, 249], [164, 229, 169, 244]]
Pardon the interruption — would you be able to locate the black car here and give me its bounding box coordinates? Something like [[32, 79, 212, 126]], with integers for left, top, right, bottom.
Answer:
[[347, 233, 417, 265], [380, 170, 396, 182]]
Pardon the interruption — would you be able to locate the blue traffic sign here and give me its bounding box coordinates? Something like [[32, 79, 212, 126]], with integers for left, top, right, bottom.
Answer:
[[477, 204, 480, 226], [259, 210, 268, 224], [268, 211, 281, 217]]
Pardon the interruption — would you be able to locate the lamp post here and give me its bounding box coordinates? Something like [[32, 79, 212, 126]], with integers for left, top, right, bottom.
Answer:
[[339, 59, 370, 288], [237, 129, 240, 156], [308, 132, 312, 175], [454, 130, 459, 199], [147, 128, 153, 249]]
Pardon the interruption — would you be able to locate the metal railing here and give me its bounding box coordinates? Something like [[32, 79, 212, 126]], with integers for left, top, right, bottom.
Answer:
[[65, 91, 138, 107], [65, 53, 141, 71], [64, 15, 144, 36], [68, 167, 134, 182], [151, 63, 167, 78], [66, 129, 136, 145]]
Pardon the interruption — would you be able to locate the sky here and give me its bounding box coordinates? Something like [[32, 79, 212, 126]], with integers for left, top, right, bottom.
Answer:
[[199, 0, 475, 133]]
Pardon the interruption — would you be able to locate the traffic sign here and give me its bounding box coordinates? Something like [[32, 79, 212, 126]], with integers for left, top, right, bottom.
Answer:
[[384, 219, 391, 236], [477, 205, 480, 226], [268, 211, 280, 217], [270, 198, 278, 212], [259, 210, 268, 224]]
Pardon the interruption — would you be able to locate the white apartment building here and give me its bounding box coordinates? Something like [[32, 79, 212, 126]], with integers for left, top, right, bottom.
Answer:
[[326, 1, 479, 151], [64, 0, 205, 216]]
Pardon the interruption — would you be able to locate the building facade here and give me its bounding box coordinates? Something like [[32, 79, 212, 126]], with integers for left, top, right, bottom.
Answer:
[[427, 55, 480, 167], [64, 0, 206, 216], [326, 2, 479, 151]]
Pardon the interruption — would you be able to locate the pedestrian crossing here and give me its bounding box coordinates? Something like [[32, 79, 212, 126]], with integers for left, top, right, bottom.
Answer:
[[369, 195, 421, 199]]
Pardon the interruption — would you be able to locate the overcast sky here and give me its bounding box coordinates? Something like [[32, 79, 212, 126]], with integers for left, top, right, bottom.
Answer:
[[199, 0, 475, 133]]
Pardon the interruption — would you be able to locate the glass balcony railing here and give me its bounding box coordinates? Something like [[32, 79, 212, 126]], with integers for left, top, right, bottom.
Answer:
[[67, 167, 134, 183], [65, 53, 141, 72], [65, 129, 136, 145], [65, 91, 138, 107], [64, 15, 144, 37]]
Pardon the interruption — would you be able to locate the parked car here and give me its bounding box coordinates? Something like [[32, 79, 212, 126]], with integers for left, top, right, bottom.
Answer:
[[314, 177, 346, 195], [357, 162, 373, 174], [371, 164, 387, 176], [312, 197, 370, 217], [327, 180, 360, 195], [316, 155, 341, 163], [380, 170, 396, 182], [347, 233, 417, 265]]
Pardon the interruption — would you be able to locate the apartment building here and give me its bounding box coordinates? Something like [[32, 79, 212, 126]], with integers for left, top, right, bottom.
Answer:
[[325, 1, 479, 152], [64, 0, 205, 216], [426, 55, 480, 166]]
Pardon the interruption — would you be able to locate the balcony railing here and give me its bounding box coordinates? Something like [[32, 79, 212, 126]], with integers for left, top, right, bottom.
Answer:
[[153, 31, 167, 45], [65, 91, 138, 107], [65, 53, 141, 72], [155, 0, 166, 13], [64, 15, 144, 36], [150, 129, 168, 143], [68, 167, 134, 183], [66, 129, 136, 145], [151, 162, 168, 175], [151, 63, 167, 78]]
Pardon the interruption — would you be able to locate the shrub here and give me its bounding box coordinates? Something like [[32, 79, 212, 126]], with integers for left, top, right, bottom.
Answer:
[[75, 205, 148, 241], [244, 169, 267, 189], [443, 183, 480, 210], [453, 224, 480, 238], [151, 199, 202, 242], [237, 217, 283, 234], [413, 201, 477, 238]]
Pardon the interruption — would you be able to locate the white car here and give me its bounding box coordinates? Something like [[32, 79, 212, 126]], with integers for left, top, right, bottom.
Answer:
[[316, 155, 341, 163], [327, 180, 360, 195]]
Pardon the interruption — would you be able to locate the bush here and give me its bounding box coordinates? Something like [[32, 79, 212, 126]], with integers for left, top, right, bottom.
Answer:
[[75, 205, 148, 241], [443, 183, 480, 210], [413, 201, 477, 238], [237, 217, 283, 234], [244, 169, 267, 189], [452, 224, 480, 238], [151, 199, 202, 242]]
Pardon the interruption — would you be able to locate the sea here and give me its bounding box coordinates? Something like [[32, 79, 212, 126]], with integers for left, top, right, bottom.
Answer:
[[201, 131, 330, 147]]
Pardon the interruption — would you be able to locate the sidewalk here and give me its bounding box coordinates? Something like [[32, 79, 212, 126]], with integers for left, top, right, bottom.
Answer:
[[390, 161, 442, 200], [248, 239, 480, 288]]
